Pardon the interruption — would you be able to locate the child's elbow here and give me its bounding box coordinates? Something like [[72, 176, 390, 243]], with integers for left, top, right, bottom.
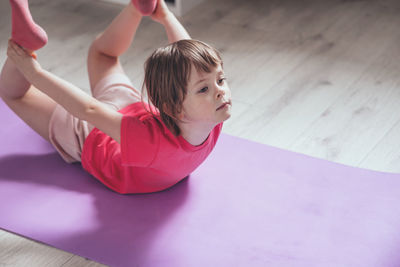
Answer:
[[82, 99, 102, 122]]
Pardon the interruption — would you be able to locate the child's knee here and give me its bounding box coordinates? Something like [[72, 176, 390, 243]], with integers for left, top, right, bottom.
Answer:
[[0, 90, 29, 101], [0, 80, 30, 100], [89, 36, 120, 59]]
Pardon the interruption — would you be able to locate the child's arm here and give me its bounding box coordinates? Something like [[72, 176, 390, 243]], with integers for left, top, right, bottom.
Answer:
[[7, 40, 122, 143], [161, 13, 191, 43], [150, 0, 190, 43]]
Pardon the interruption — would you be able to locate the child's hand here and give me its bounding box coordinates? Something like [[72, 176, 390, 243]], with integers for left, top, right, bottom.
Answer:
[[7, 39, 42, 79], [150, 0, 172, 24]]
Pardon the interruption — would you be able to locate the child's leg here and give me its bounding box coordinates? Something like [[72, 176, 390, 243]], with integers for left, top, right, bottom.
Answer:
[[150, 0, 191, 43], [87, 3, 143, 90], [0, 58, 30, 99], [0, 0, 48, 99], [0, 59, 57, 142], [0, 0, 55, 142]]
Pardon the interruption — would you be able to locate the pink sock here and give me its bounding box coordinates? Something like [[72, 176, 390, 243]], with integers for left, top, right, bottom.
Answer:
[[9, 0, 48, 51], [131, 0, 157, 16]]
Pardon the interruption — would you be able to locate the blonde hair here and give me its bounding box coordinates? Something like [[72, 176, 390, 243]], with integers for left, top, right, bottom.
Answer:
[[142, 39, 223, 136]]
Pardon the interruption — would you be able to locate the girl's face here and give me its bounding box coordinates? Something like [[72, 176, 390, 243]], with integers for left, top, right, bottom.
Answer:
[[179, 64, 232, 125]]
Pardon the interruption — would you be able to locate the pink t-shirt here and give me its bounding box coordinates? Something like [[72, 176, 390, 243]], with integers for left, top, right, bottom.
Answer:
[[81, 102, 223, 194]]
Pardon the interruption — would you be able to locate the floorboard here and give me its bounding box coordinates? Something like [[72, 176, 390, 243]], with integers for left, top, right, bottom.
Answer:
[[1, 0, 400, 265]]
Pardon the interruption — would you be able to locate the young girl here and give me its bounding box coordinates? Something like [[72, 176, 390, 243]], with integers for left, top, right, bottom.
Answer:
[[0, 0, 232, 194]]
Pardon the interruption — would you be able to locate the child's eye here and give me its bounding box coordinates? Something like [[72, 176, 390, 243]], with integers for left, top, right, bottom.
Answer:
[[199, 87, 208, 93], [218, 78, 227, 84]]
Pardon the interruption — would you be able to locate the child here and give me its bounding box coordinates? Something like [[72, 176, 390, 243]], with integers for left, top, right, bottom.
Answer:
[[0, 0, 232, 194]]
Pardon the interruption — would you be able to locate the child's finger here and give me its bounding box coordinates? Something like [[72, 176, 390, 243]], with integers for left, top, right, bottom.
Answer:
[[13, 43, 26, 57], [10, 39, 28, 57], [9, 40, 21, 54], [7, 40, 17, 58], [10, 42, 22, 57], [8, 39, 15, 52], [8, 39, 36, 60], [9, 39, 18, 50]]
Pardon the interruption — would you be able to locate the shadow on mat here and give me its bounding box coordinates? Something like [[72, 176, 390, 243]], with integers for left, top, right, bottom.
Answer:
[[0, 153, 190, 266]]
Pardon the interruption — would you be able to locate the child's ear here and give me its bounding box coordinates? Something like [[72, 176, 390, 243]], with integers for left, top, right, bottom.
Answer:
[[163, 103, 185, 121], [162, 103, 185, 120], [177, 110, 185, 121]]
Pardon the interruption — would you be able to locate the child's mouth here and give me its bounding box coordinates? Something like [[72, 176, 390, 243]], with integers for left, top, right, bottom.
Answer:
[[216, 100, 231, 111]]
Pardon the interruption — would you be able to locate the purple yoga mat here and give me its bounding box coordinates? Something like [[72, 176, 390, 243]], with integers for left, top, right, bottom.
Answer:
[[1, 99, 400, 267]]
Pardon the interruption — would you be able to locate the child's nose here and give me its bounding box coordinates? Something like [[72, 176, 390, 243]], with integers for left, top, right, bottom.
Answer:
[[216, 86, 226, 99]]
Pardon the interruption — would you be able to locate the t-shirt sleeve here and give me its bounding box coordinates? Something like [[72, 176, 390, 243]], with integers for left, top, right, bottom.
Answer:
[[120, 115, 159, 167]]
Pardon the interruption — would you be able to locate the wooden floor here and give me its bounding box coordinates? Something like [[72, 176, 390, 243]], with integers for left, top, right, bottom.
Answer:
[[1, 0, 400, 265]]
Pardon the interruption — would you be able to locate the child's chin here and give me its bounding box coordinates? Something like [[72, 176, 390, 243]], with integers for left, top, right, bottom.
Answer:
[[221, 113, 232, 122]]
